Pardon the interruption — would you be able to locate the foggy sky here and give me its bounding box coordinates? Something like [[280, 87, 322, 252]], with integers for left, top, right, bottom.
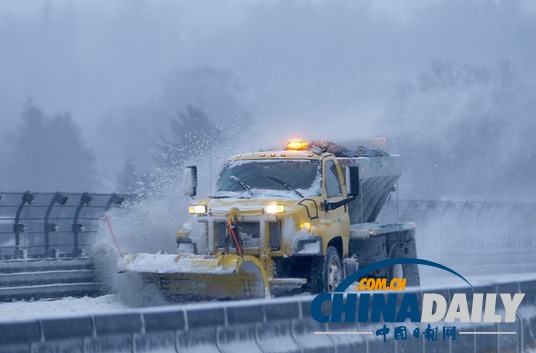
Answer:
[[1, 0, 536, 201]]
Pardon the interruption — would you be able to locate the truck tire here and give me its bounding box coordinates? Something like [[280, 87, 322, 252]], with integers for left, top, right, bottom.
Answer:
[[309, 246, 343, 293], [390, 261, 419, 287], [388, 235, 420, 287], [390, 263, 404, 279]]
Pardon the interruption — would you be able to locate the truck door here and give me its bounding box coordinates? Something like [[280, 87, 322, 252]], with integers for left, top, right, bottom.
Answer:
[[323, 159, 350, 240]]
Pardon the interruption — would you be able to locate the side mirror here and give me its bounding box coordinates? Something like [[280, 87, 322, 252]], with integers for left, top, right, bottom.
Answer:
[[345, 166, 360, 197], [183, 166, 198, 197]]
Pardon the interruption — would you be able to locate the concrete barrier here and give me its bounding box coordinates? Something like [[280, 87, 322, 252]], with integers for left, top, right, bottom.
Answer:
[[0, 277, 535, 353]]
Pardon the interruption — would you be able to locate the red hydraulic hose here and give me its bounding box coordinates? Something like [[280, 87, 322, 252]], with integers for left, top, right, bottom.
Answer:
[[227, 218, 243, 257], [104, 213, 123, 256]]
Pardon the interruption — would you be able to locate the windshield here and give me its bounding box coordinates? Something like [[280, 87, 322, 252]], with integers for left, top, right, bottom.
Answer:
[[216, 159, 321, 198]]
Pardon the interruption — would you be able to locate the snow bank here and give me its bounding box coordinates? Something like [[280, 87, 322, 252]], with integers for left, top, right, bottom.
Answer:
[[0, 295, 125, 322]]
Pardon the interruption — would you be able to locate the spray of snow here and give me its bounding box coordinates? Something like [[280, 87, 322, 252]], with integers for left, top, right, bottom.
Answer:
[[90, 137, 253, 306]]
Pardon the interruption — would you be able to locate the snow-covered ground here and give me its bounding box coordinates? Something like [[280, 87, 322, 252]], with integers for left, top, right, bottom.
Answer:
[[0, 272, 535, 323], [0, 294, 126, 322], [420, 271, 536, 288]]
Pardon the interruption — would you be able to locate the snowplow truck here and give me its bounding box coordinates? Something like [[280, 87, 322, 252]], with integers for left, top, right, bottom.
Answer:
[[118, 140, 419, 301]]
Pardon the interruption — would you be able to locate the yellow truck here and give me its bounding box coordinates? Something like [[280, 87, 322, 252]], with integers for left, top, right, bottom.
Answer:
[[118, 140, 419, 300]]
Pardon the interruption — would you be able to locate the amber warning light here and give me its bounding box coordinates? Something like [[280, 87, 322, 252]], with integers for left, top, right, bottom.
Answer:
[[286, 139, 309, 150]]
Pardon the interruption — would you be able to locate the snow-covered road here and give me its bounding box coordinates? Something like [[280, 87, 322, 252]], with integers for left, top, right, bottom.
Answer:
[[1, 272, 534, 323], [0, 294, 125, 322]]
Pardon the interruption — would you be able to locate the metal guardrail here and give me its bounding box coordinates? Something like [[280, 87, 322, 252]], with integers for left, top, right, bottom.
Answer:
[[380, 199, 536, 231], [1, 194, 533, 259], [0, 192, 129, 259], [0, 277, 534, 353], [380, 199, 536, 253], [0, 257, 103, 301]]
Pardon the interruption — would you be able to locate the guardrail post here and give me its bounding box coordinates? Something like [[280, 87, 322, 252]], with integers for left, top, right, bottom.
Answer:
[[71, 192, 92, 257], [13, 191, 34, 259], [105, 193, 124, 211], [44, 192, 68, 258]]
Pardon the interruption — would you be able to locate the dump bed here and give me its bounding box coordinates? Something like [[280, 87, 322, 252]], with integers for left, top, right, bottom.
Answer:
[[337, 155, 401, 224]]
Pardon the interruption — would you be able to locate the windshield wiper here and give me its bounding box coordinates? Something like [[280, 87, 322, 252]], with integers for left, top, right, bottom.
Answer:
[[267, 175, 304, 198], [230, 175, 254, 197]]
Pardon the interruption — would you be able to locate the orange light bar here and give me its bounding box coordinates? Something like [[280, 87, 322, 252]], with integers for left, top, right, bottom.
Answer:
[[286, 139, 309, 150]]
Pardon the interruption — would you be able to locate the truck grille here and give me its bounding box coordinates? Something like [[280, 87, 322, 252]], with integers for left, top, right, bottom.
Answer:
[[215, 222, 227, 248], [215, 222, 260, 249], [214, 221, 281, 250], [268, 221, 281, 250]]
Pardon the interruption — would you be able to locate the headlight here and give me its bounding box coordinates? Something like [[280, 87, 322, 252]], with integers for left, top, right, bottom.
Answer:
[[264, 204, 285, 214], [301, 222, 311, 232], [189, 205, 207, 214]]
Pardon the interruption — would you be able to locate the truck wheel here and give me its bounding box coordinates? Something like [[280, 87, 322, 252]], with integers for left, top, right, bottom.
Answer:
[[309, 246, 343, 293], [389, 240, 420, 287], [390, 263, 404, 279]]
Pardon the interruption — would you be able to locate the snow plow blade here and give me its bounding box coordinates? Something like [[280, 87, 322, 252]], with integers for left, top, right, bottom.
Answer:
[[117, 253, 270, 301]]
